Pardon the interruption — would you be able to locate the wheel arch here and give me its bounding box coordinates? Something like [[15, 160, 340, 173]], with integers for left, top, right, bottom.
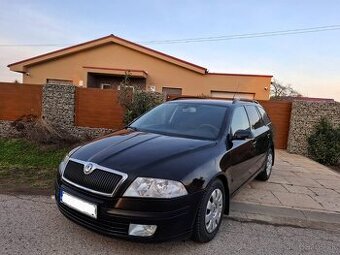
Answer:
[[215, 174, 230, 215], [270, 143, 275, 165]]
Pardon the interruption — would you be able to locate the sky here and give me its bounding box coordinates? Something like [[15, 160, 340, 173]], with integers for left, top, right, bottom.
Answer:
[[1, 0, 340, 101]]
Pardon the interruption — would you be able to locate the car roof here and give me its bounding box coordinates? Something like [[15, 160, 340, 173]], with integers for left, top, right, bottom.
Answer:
[[166, 98, 260, 107]]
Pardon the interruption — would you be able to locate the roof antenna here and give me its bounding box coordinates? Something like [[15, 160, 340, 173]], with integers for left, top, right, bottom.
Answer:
[[232, 82, 240, 100]]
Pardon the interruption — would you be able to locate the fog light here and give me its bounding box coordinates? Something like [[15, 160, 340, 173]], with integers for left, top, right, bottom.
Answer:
[[128, 224, 157, 237]]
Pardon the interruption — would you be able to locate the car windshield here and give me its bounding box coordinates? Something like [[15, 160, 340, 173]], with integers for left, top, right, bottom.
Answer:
[[129, 102, 228, 140]]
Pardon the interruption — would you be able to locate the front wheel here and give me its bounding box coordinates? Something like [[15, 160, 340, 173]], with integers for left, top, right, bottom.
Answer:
[[256, 147, 273, 181], [192, 179, 225, 243]]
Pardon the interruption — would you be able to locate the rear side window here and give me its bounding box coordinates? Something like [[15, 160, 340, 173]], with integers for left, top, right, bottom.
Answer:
[[245, 106, 264, 130], [257, 107, 271, 125], [230, 107, 250, 136]]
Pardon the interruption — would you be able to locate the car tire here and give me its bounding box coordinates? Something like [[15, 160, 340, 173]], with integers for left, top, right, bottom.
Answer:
[[256, 147, 273, 181], [192, 179, 225, 243]]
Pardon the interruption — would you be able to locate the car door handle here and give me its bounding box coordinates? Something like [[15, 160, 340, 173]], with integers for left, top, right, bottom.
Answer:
[[252, 140, 257, 146]]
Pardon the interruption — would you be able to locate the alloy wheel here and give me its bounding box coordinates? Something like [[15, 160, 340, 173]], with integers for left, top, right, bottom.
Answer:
[[205, 188, 223, 233], [266, 151, 273, 176]]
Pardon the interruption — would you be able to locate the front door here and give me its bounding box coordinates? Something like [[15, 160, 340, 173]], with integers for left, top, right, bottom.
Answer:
[[222, 106, 255, 193], [245, 105, 270, 175]]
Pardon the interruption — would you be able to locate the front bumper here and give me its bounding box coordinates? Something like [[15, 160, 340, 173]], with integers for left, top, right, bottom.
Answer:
[[55, 176, 203, 242]]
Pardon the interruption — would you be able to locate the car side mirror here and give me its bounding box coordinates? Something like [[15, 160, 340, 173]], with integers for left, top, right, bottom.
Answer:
[[232, 130, 251, 140]]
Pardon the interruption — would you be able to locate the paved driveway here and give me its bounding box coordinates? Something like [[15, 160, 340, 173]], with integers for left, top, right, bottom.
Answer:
[[233, 150, 340, 213]]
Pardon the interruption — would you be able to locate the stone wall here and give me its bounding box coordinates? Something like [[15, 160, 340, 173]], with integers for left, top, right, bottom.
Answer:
[[0, 121, 20, 138], [42, 83, 76, 130], [287, 101, 340, 155]]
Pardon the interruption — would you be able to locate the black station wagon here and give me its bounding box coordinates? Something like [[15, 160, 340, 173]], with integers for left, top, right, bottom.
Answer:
[[56, 98, 274, 242]]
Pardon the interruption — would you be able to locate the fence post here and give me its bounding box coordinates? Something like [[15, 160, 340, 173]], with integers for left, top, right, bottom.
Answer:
[[42, 83, 76, 131]]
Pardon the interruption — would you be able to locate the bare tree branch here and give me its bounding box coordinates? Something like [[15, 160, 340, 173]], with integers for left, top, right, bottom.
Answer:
[[270, 79, 302, 99]]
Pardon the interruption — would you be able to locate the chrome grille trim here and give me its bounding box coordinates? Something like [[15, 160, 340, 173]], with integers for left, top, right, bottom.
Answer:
[[61, 158, 128, 197]]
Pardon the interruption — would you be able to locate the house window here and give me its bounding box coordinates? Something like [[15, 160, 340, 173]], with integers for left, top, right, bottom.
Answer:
[[117, 85, 135, 92], [46, 79, 73, 85], [162, 87, 182, 97], [100, 83, 113, 89]]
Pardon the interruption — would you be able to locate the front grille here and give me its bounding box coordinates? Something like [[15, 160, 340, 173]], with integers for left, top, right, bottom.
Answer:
[[63, 160, 123, 195]]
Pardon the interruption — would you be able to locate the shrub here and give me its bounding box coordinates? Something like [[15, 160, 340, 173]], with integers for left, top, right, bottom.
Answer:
[[307, 118, 340, 165], [11, 114, 80, 147], [118, 74, 163, 125]]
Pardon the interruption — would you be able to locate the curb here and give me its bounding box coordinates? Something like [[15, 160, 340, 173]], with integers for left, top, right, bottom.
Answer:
[[227, 201, 340, 233]]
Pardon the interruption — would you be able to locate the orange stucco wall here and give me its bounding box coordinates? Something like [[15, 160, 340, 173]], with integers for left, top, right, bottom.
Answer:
[[20, 43, 271, 100]]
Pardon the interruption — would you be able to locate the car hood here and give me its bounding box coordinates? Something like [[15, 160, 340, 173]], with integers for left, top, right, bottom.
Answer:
[[71, 129, 216, 177]]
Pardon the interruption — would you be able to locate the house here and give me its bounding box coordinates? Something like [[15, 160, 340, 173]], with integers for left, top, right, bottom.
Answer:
[[8, 35, 272, 100]]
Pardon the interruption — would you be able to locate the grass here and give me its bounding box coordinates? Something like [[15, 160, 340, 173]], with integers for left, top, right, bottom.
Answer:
[[0, 138, 70, 192]]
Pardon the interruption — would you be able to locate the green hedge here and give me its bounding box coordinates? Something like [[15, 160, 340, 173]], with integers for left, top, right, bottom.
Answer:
[[307, 118, 340, 165]]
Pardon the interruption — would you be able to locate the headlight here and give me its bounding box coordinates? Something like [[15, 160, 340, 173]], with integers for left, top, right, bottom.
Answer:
[[58, 146, 80, 176], [123, 177, 188, 198]]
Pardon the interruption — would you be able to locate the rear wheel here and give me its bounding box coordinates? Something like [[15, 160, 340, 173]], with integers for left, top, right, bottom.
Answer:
[[256, 147, 273, 181], [192, 179, 225, 243]]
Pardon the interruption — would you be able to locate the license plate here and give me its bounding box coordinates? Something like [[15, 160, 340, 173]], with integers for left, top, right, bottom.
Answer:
[[60, 191, 97, 219]]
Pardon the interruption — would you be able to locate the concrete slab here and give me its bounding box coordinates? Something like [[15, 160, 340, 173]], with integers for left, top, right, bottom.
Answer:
[[234, 150, 340, 216], [249, 181, 287, 192], [308, 187, 340, 197], [229, 201, 340, 233], [272, 191, 324, 210], [272, 170, 298, 177], [233, 189, 282, 206], [283, 176, 323, 188], [313, 196, 340, 213], [231, 201, 306, 219], [283, 184, 315, 196], [302, 209, 340, 224], [295, 172, 340, 180], [315, 179, 340, 190], [267, 175, 290, 185]]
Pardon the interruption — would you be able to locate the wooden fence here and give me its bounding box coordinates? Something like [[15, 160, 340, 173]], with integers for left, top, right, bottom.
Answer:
[[258, 100, 292, 149], [75, 87, 124, 129], [0, 83, 291, 149], [0, 83, 42, 120]]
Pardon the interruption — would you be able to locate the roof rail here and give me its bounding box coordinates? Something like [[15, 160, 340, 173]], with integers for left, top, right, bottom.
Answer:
[[232, 98, 259, 104], [168, 96, 205, 101], [167, 95, 260, 104]]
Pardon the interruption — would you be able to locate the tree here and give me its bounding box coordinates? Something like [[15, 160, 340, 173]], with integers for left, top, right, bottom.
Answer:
[[118, 73, 164, 125], [270, 79, 301, 99]]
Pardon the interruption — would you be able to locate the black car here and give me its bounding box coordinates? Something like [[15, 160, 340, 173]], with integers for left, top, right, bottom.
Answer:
[[55, 98, 274, 242]]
